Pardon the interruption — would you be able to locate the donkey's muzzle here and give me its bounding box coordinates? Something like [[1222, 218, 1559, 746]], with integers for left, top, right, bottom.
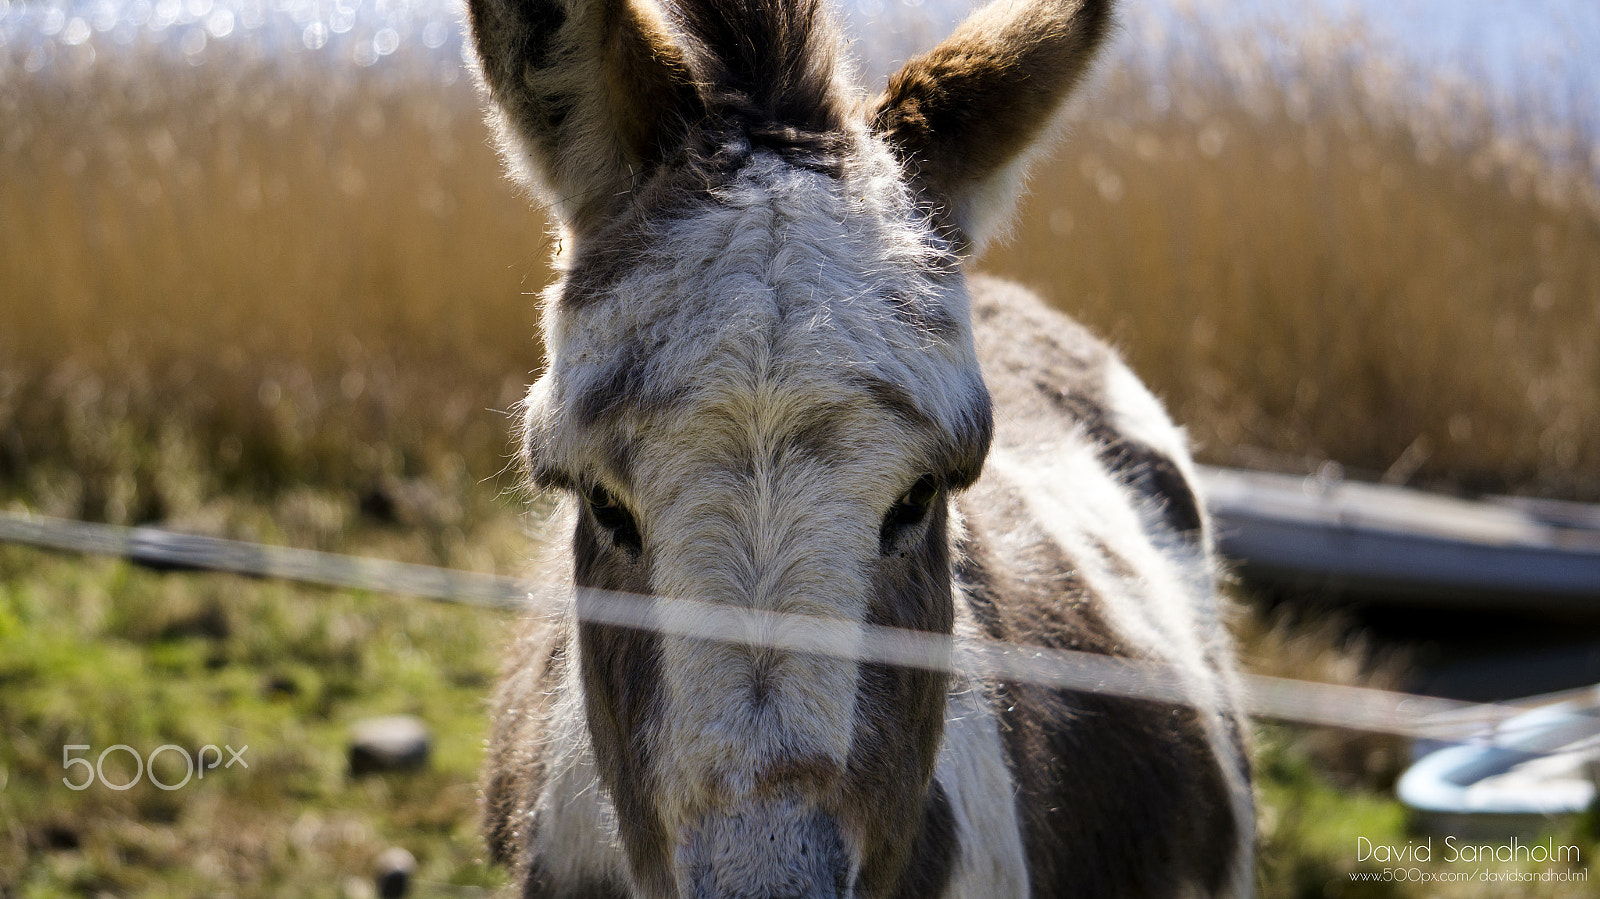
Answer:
[[681, 799, 849, 899]]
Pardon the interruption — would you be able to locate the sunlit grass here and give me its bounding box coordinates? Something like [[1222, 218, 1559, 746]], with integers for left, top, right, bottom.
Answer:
[[4, 545, 1592, 896], [0, 544, 512, 897]]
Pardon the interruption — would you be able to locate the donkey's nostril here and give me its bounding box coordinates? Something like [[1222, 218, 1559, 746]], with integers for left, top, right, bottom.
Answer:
[[681, 800, 846, 899]]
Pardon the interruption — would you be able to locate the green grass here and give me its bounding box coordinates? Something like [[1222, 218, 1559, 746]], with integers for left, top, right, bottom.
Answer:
[[0, 538, 514, 897], [4, 531, 1595, 896]]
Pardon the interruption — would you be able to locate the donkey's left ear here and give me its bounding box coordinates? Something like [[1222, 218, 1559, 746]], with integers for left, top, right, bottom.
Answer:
[[871, 0, 1113, 253]]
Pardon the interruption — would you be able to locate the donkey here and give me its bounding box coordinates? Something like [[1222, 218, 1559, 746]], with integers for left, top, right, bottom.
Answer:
[[467, 0, 1253, 895]]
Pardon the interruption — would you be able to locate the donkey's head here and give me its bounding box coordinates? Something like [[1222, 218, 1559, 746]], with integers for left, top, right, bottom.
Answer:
[[467, 1, 1111, 895]]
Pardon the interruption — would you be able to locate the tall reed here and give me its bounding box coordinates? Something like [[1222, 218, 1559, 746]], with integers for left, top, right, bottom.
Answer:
[[3, 5, 1597, 534], [987, 6, 1600, 499], [2, 40, 546, 527]]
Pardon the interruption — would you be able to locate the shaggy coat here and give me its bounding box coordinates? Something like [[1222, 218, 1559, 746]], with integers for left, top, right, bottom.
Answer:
[[466, 0, 1254, 896]]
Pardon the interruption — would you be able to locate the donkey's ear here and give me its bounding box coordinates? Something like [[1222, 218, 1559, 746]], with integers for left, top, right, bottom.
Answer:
[[872, 0, 1112, 252], [467, 0, 700, 232]]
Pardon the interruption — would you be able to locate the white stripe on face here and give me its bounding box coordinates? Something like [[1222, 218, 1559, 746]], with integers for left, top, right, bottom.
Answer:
[[640, 383, 909, 841]]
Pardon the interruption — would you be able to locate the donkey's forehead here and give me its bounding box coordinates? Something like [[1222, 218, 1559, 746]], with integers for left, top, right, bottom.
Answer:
[[528, 149, 989, 484], [537, 301, 990, 486]]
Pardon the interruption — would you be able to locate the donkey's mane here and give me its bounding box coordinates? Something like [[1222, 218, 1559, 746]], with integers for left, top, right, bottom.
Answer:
[[659, 0, 852, 178], [676, 0, 848, 132]]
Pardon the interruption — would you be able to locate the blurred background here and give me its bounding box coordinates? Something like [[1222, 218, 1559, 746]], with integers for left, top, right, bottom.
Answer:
[[1, 0, 1596, 895]]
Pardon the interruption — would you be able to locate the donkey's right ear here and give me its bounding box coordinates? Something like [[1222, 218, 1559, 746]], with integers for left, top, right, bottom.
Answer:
[[467, 0, 700, 232]]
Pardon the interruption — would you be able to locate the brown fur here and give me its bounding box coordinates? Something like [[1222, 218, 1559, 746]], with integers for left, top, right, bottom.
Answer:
[[873, 0, 1113, 250], [467, 0, 701, 233], [842, 503, 958, 896], [955, 484, 1242, 897], [483, 618, 562, 869], [571, 518, 676, 896], [672, 0, 850, 137], [957, 276, 1247, 896], [967, 274, 1205, 542]]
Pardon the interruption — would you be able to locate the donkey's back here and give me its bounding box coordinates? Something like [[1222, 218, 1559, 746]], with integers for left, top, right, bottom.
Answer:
[[956, 275, 1252, 895]]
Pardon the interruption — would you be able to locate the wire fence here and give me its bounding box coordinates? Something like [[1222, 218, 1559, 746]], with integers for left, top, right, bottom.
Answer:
[[1, 509, 1589, 753]]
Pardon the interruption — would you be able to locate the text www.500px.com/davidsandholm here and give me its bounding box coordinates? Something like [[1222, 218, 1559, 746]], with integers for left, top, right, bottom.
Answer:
[[1351, 867, 1588, 884]]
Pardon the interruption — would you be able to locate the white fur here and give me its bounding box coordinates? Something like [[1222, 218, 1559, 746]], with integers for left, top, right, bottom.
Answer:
[[1101, 363, 1254, 896], [530, 675, 633, 885], [520, 135, 1253, 899], [936, 586, 1031, 898]]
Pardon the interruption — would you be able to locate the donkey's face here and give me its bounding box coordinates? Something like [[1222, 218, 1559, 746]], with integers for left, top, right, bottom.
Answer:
[[467, 1, 1112, 895], [524, 147, 989, 895]]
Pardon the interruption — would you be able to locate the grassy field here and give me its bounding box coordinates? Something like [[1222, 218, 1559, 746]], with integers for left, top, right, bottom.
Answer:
[[0, 545, 512, 897], [3, 4, 1599, 896], [4, 545, 1595, 897]]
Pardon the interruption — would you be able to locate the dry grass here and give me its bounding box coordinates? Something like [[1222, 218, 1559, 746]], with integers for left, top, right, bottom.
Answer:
[[1, 40, 545, 532], [986, 8, 1600, 500], [3, 7, 1598, 528]]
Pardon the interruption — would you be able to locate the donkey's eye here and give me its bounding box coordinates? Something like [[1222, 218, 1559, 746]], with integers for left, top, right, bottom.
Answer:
[[880, 475, 940, 549], [585, 484, 642, 553]]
